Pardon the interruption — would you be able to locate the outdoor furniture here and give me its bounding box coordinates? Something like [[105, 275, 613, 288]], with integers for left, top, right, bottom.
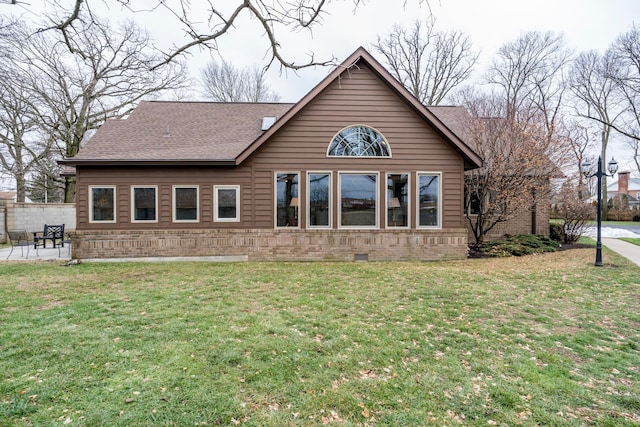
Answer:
[[33, 224, 65, 249], [7, 229, 31, 259]]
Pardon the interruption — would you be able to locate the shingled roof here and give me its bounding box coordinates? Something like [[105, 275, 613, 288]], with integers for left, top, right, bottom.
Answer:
[[64, 47, 482, 170], [69, 101, 293, 165]]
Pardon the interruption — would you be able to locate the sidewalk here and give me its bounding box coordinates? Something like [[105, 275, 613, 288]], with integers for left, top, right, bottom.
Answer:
[[602, 238, 640, 266]]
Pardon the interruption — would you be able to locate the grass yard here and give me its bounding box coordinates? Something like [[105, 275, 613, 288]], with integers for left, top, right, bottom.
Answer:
[[621, 238, 640, 247], [1, 248, 639, 426]]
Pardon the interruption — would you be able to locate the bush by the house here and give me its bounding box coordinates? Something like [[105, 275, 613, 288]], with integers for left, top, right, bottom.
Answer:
[[477, 234, 561, 257]]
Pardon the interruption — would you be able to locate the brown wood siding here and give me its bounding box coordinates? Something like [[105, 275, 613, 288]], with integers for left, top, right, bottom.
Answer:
[[249, 63, 465, 229], [76, 63, 466, 231], [76, 166, 253, 230]]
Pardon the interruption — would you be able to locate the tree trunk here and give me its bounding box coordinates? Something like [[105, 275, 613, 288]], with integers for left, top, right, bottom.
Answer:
[[64, 176, 76, 203]]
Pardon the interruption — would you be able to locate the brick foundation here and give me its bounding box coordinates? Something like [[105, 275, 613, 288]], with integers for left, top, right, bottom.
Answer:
[[71, 228, 469, 261]]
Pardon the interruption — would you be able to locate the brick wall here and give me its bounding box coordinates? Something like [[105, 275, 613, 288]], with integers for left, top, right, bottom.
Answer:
[[71, 228, 469, 261]]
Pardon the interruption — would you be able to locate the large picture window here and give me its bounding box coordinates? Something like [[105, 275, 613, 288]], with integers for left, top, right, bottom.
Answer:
[[89, 186, 116, 223], [328, 125, 391, 157], [131, 186, 157, 222], [214, 185, 240, 222], [417, 173, 441, 228], [339, 173, 378, 228], [276, 173, 299, 227], [308, 173, 331, 228], [173, 186, 199, 222], [387, 174, 409, 228]]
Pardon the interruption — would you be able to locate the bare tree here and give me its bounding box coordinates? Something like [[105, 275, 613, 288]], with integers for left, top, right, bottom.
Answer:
[[556, 119, 597, 199], [2, 16, 188, 202], [569, 50, 622, 216], [0, 65, 52, 202], [8, 0, 430, 72], [373, 17, 478, 105], [607, 25, 640, 175], [201, 60, 280, 102], [461, 94, 562, 245], [486, 31, 572, 129]]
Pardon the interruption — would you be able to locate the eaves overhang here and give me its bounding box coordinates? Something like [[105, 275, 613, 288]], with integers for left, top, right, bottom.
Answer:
[[59, 159, 237, 167]]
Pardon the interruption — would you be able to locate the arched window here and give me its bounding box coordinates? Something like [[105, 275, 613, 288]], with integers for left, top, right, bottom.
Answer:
[[327, 125, 391, 157]]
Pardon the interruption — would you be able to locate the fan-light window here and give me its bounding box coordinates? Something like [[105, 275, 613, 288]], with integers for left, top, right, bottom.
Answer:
[[328, 125, 391, 157]]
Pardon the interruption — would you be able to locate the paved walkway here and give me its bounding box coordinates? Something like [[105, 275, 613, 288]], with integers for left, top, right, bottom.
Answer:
[[602, 238, 640, 267], [0, 244, 71, 262]]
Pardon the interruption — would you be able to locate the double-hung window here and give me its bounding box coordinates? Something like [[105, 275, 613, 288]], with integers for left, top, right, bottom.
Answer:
[[173, 185, 199, 222], [89, 186, 116, 223], [214, 185, 240, 222], [131, 186, 157, 223]]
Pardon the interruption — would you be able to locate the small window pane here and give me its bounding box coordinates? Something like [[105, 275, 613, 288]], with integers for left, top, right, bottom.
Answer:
[[91, 187, 115, 222], [175, 187, 198, 221], [418, 174, 439, 227], [215, 186, 239, 222], [133, 187, 156, 221], [341, 173, 377, 227], [276, 173, 299, 227], [309, 173, 330, 227], [387, 174, 408, 227]]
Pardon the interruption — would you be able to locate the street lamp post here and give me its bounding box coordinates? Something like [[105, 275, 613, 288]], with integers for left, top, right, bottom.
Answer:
[[581, 156, 619, 266]]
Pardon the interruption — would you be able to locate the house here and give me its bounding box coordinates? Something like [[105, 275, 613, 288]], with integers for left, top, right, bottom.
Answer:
[[61, 47, 486, 261], [606, 171, 640, 208]]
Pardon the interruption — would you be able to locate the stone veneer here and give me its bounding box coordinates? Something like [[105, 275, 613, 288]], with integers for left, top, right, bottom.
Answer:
[[71, 228, 469, 261]]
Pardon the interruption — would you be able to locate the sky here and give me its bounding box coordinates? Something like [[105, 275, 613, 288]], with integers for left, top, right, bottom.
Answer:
[[2, 0, 639, 175]]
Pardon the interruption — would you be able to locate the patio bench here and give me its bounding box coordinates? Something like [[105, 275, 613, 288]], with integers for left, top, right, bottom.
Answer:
[[33, 224, 65, 249], [7, 229, 32, 259]]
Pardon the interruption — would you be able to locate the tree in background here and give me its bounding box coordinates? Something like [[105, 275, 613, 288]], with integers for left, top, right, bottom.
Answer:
[[201, 60, 280, 102], [373, 17, 478, 105], [486, 31, 572, 132], [0, 35, 53, 203], [608, 25, 640, 174], [569, 50, 622, 217], [11, 0, 430, 72], [0, 15, 188, 202]]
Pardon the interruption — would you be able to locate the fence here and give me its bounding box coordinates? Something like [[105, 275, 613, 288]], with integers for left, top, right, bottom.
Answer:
[[0, 200, 76, 244]]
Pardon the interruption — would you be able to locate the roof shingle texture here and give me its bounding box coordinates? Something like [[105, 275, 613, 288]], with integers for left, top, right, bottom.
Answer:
[[74, 101, 294, 161]]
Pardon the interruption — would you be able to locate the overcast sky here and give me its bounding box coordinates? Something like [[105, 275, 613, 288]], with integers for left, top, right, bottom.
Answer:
[[2, 0, 639, 173]]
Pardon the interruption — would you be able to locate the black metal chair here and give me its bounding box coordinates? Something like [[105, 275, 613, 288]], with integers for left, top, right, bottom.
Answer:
[[7, 229, 32, 259], [34, 224, 65, 249]]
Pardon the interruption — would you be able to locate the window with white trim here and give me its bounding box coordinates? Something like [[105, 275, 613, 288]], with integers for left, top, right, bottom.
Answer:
[[339, 172, 378, 228], [173, 186, 199, 222], [275, 173, 299, 227], [131, 186, 157, 222], [387, 174, 409, 228], [214, 185, 240, 222], [417, 173, 441, 228], [308, 172, 331, 228], [328, 125, 391, 157], [89, 186, 116, 223]]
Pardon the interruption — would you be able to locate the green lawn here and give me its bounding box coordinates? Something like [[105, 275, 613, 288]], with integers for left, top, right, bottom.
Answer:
[[621, 238, 640, 247], [1, 250, 639, 426]]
